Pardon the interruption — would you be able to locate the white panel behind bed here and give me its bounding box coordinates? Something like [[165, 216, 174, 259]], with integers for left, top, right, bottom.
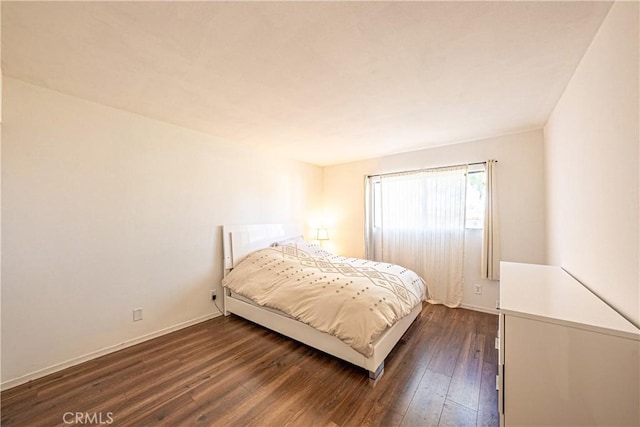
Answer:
[[222, 223, 301, 271]]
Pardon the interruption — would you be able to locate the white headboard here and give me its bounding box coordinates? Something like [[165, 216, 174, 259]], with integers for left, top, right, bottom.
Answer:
[[222, 223, 302, 272]]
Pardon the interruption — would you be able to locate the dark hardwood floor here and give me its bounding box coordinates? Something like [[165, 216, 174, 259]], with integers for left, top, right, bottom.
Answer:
[[1, 304, 499, 427]]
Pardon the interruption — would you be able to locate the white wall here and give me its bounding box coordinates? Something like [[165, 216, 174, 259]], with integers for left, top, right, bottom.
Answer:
[[322, 130, 546, 312], [1, 78, 322, 387], [544, 2, 639, 327]]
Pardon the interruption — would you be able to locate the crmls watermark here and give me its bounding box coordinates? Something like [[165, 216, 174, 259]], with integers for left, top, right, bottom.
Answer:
[[62, 412, 114, 425]]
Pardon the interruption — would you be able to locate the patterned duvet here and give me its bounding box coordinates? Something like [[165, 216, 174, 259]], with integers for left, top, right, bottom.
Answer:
[[222, 244, 426, 357]]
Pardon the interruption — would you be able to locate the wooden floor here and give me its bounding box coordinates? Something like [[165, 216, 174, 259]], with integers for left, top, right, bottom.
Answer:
[[1, 304, 499, 427]]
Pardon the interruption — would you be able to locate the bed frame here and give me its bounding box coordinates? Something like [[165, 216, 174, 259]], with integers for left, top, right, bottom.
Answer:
[[221, 223, 422, 379]]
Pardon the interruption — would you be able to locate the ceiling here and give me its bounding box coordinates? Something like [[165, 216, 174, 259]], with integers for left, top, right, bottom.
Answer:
[[2, 1, 611, 166]]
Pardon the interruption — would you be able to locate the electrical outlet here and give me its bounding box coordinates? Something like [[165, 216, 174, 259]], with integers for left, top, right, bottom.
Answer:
[[133, 308, 143, 322], [474, 284, 482, 295], [210, 290, 217, 301]]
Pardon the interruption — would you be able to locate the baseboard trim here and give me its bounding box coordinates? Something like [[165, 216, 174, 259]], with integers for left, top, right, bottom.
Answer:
[[1, 311, 222, 391], [460, 303, 499, 315]]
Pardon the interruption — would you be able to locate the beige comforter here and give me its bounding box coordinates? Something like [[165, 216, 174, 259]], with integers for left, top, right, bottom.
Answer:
[[222, 245, 426, 357]]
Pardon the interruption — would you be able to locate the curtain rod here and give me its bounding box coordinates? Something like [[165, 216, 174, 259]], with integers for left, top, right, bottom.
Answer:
[[366, 160, 497, 179]]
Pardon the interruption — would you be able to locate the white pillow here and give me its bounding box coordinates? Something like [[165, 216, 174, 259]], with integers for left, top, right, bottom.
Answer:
[[275, 239, 331, 258], [271, 235, 305, 247], [294, 241, 332, 258]]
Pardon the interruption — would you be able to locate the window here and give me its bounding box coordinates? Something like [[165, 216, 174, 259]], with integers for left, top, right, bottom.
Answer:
[[370, 165, 486, 230], [465, 165, 486, 229]]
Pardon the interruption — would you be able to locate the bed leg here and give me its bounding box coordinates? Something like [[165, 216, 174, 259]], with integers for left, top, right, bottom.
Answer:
[[223, 288, 230, 316], [369, 361, 384, 380]]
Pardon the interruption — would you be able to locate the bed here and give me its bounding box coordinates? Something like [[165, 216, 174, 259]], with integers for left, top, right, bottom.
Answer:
[[221, 223, 426, 379]]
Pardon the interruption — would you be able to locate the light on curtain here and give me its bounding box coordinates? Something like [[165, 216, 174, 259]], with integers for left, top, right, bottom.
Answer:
[[481, 160, 501, 280], [368, 166, 468, 308]]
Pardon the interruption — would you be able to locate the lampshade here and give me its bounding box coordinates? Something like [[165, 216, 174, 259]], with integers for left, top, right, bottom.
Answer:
[[315, 228, 329, 241]]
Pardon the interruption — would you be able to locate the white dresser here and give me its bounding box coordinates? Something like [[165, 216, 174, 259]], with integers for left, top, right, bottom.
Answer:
[[498, 262, 640, 426]]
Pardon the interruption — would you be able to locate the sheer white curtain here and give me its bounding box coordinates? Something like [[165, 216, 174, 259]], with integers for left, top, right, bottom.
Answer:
[[367, 165, 468, 307], [481, 159, 500, 280]]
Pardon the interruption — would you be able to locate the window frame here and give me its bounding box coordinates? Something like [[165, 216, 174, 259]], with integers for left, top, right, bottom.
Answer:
[[465, 164, 486, 230]]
